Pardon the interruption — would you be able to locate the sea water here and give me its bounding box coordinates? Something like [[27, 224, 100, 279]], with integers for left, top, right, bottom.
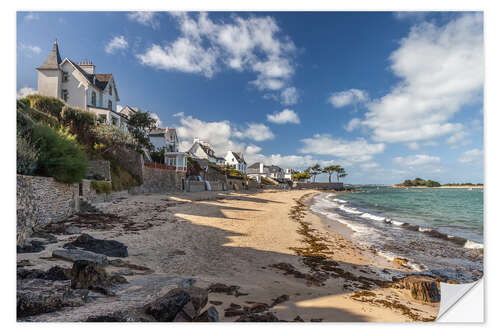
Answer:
[[311, 186, 483, 282]]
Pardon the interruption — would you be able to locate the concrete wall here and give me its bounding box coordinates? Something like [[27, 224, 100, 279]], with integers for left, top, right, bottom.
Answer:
[[86, 160, 111, 181], [187, 181, 206, 192], [208, 181, 225, 191], [17, 175, 79, 245], [293, 182, 344, 190], [129, 164, 185, 194]]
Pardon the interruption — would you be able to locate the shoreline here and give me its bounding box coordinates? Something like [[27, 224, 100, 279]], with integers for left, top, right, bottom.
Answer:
[[17, 189, 439, 322], [392, 185, 483, 189]]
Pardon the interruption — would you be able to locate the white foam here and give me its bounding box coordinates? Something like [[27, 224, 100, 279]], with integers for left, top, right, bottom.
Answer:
[[464, 240, 483, 249], [333, 198, 347, 203], [391, 220, 405, 226], [419, 227, 433, 232], [360, 212, 386, 221], [339, 205, 363, 215]]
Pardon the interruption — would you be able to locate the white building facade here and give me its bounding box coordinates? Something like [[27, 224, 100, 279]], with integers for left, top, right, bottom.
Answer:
[[224, 151, 247, 174], [37, 41, 126, 127]]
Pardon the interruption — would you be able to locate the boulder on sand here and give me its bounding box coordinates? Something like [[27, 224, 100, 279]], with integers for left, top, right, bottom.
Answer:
[[70, 260, 126, 295], [393, 276, 441, 303], [52, 248, 108, 265], [64, 234, 128, 257]]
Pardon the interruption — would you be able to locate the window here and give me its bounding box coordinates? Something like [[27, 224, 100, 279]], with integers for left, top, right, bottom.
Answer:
[[108, 100, 112, 110], [62, 89, 68, 102], [111, 117, 118, 126], [62, 71, 69, 82], [98, 114, 107, 123], [109, 85, 112, 95], [91, 91, 96, 106]]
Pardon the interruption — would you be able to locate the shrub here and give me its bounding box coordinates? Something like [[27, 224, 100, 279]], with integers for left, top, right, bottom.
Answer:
[[31, 124, 88, 184], [25, 94, 65, 120], [17, 133, 39, 175], [61, 105, 97, 145], [91, 180, 112, 194], [150, 147, 165, 164], [92, 124, 136, 155], [109, 159, 141, 191]]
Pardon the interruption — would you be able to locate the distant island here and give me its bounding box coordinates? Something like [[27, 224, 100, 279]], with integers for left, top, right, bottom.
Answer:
[[395, 178, 483, 188]]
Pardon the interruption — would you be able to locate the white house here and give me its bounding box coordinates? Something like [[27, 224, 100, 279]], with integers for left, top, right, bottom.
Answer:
[[246, 162, 270, 182], [187, 138, 224, 164], [225, 151, 247, 174], [284, 168, 296, 180], [149, 127, 180, 153], [37, 40, 126, 127]]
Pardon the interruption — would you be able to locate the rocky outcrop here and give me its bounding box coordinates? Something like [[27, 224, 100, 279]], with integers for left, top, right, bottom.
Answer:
[[70, 260, 126, 295], [393, 276, 441, 303], [17, 266, 71, 281], [63, 234, 128, 257], [52, 248, 108, 265]]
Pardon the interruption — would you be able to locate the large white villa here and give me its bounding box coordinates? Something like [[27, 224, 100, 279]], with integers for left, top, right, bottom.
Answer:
[[224, 151, 247, 174], [37, 41, 128, 128]]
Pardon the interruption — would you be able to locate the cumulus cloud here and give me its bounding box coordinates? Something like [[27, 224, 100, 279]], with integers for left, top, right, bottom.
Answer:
[[363, 13, 483, 143], [150, 113, 163, 127], [105, 36, 128, 54], [345, 118, 362, 132], [458, 148, 482, 163], [20, 43, 41, 56], [137, 12, 296, 94], [266, 109, 300, 124], [234, 123, 275, 141], [328, 89, 369, 108], [299, 134, 385, 163], [17, 87, 37, 99], [281, 87, 299, 105], [128, 12, 159, 29], [393, 154, 440, 166]]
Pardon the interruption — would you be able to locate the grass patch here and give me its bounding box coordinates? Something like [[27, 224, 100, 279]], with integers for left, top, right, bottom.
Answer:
[[109, 159, 141, 191], [91, 180, 112, 194]]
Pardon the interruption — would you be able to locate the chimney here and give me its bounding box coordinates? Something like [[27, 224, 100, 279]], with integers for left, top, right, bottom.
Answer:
[[78, 59, 95, 74]]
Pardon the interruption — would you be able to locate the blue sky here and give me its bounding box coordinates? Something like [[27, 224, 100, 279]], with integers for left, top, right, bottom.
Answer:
[[17, 11, 484, 184]]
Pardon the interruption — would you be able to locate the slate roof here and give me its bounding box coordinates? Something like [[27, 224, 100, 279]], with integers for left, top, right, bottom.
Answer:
[[37, 41, 62, 70], [230, 151, 246, 164], [248, 162, 261, 169]]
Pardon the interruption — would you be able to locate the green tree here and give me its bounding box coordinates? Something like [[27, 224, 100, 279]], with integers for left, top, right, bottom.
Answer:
[[127, 110, 157, 152], [336, 167, 347, 182], [292, 172, 311, 182], [306, 164, 323, 182], [323, 165, 339, 183]]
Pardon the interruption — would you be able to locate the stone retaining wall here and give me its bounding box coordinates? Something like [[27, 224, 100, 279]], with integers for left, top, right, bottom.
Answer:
[[187, 181, 206, 192], [293, 182, 344, 190], [107, 147, 144, 183], [86, 160, 111, 181], [81, 179, 111, 204], [129, 165, 186, 194], [208, 181, 225, 191], [17, 175, 79, 245]]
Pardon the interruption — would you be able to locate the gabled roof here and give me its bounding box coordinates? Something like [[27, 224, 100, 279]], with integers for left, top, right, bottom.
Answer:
[[37, 40, 62, 70], [230, 151, 246, 164], [266, 165, 283, 173], [166, 128, 177, 138], [247, 162, 261, 169]]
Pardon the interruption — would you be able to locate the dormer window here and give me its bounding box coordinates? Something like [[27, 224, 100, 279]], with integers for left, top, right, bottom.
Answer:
[[109, 85, 112, 96], [108, 100, 112, 111]]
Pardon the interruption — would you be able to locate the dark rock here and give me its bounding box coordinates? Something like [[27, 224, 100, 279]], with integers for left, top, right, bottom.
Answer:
[[86, 309, 156, 322], [64, 233, 128, 257], [195, 306, 219, 322], [30, 231, 58, 243], [185, 286, 208, 312], [236, 312, 280, 322], [64, 226, 82, 235], [70, 260, 115, 295], [17, 279, 88, 318], [17, 266, 71, 281], [52, 248, 108, 265], [209, 300, 223, 305], [17, 259, 34, 267], [249, 302, 269, 313], [310, 318, 323, 322], [271, 294, 290, 307], [293, 315, 305, 322], [224, 308, 247, 317], [208, 283, 242, 295], [393, 276, 441, 303], [229, 303, 241, 309], [17, 240, 45, 253], [143, 288, 191, 321]]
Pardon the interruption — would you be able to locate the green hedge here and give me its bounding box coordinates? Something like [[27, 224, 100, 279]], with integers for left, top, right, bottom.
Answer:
[[24, 94, 65, 120], [91, 180, 112, 194]]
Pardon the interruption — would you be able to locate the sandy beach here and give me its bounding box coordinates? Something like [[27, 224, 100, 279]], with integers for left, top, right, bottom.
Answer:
[[18, 189, 439, 322]]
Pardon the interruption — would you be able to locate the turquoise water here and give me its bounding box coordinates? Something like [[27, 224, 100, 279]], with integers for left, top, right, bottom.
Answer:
[[310, 186, 483, 282], [338, 186, 483, 243]]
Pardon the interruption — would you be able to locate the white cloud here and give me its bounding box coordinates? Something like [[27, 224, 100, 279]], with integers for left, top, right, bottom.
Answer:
[[446, 130, 469, 145], [128, 12, 159, 29], [363, 14, 483, 143], [281, 87, 299, 105], [345, 118, 362, 132], [407, 142, 420, 150], [393, 154, 440, 166], [20, 43, 41, 56], [173, 112, 185, 117], [299, 134, 385, 163], [137, 12, 296, 93], [17, 87, 37, 99], [266, 109, 300, 124], [393, 12, 429, 21], [328, 89, 369, 108], [24, 12, 39, 21], [150, 113, 163, 127], [360, 162, 379, 169], [458, 149, 482, 163], [234, 123, 275, 141], [105, 36, 128, 54]]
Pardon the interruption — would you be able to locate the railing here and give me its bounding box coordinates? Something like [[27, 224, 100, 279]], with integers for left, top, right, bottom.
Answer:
[[144, 162, 187, 172]]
